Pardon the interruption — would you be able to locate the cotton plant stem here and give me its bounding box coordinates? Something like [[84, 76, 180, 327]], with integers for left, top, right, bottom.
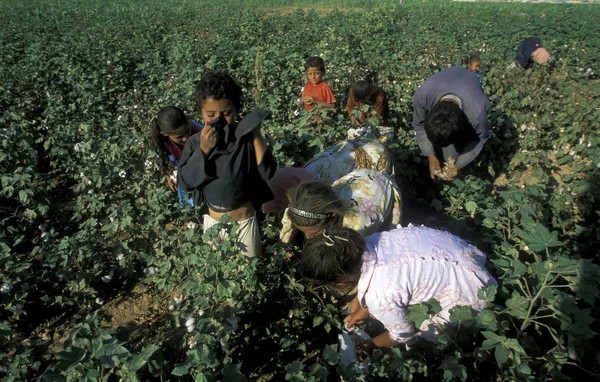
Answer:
[[518, 270, 551, 337]]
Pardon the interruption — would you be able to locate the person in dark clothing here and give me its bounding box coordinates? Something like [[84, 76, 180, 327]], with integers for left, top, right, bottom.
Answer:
[[412, 67, 491, 181], [177, 71, 277, 258], [516, 37, 550, 69]]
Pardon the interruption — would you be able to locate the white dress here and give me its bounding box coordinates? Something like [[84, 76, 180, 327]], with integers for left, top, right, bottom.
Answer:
[[357, 225, 497, 343]]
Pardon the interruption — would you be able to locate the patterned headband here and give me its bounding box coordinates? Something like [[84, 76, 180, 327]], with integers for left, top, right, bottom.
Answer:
[[289, 206, 330, 220]]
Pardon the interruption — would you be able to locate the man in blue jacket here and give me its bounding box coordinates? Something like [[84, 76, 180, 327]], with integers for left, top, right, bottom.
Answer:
[[412, 66, 491, 181]]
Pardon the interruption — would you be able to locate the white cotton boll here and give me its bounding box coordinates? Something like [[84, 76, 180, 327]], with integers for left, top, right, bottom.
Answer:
[[95, 298, 104, 305], [173, 295, 182, 304], [168, 301, 176, 311], [187, 222, 196, 230], [74, 142, 83, 152], [1, 283, 13, 294], [198, 310, 205, 317], [520, 124, 527, 132], [569, 150, 576, 156], [119, 170, 126, 178], [186, 317, 195, 332], [115, 254, 124, 261], [101, 275, 112, 283]]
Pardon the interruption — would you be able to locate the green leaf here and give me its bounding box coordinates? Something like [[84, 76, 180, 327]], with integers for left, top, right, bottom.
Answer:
[[172, 363, 190, 376], [504, 338, 526, 354], [313, 315, 324, 327], [494, 345, 510, 367], [481, 331, 505, 345], [465, 201, 477, 214], [506, 292, 529, 319], [440, 356, 467, 382], [575, 259, 600, 305], [477, 285, 497, 302], [517, 363, 532, 376], [449, 306, 474, 327], [284, 361, 302, 378], [476, 310, 497, 330], [127, 344, 159, 372], [222, 364, 247, 382], [521, 223, 563, 252], [406, 304, 430, 328], [323, 344, 339, 366], [428, 298, 442, 315]]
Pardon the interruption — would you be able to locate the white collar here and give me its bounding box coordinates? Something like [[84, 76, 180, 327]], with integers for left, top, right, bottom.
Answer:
[[440, 94, 463, 110]]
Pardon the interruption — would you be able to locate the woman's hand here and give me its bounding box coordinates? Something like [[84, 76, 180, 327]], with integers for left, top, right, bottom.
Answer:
[[344, 303, 370, 328], [200, 123, 219, 154], [167, 172, 177, 191]]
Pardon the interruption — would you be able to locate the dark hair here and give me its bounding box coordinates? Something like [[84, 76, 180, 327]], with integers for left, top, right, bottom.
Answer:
[[424, 102, 468, 148], [286, 180, 345, 228], [195, 70, 243, 112], [305, 56, 325, 73], [466, 54, 481, 65], [150, 106, 189, 170], [350, 80, 377, 104], [301, 227, 366, 284]]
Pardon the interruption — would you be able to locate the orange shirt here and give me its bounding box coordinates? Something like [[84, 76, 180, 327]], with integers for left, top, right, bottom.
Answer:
[[302, 81, 337, 111]]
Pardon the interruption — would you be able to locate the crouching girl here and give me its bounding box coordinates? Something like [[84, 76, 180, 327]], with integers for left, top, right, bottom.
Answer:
[[301, 225, 497, 353], [177, 71, 276, 258]]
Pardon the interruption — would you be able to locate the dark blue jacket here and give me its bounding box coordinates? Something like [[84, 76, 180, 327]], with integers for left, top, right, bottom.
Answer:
[[516, 37, 543, 69], [177, 110, 276, 211]]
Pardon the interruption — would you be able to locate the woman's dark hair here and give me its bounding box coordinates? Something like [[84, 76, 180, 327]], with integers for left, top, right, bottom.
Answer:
[[195, 71, 243, 112], [424, 101, 468, 148], [286, 180, 345, 228], [301, 227, 366, 284], [465, 54, 481, 65], [305, 56, 326, 73], [150, 106, 189, 170]]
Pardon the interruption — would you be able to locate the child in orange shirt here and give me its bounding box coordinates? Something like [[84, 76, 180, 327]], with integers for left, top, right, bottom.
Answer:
[[301, 56, 336, 111]]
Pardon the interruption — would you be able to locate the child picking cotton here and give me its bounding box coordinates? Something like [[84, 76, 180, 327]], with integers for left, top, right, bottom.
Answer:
[[301, 225, 497, 354]]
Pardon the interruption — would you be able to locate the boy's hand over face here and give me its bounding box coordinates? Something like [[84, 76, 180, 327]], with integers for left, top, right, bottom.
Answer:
[[200, 123, 219, 154]]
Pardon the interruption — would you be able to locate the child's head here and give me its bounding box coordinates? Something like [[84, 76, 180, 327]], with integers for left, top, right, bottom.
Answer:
[[286, 180, 345, 239], [349, 80, 379, 105], [466, 55, 481, 72], [150, 106, 190, 166], [195, 71, 242, 126], [301, 227, 366, 285], [305, 56, 325, 86]]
